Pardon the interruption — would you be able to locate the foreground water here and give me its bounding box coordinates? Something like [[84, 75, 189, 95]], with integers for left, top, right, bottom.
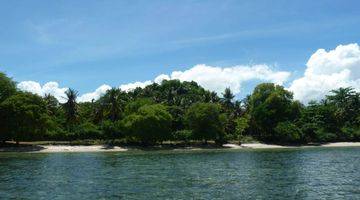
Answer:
[[0, 147, 359, 199]]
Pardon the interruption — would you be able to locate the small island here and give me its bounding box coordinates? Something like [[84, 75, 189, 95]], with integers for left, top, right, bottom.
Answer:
[[0, 72, 359, 151]]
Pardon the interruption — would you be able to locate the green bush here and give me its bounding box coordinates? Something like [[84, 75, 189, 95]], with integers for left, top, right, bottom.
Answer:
[[122, 104, 172, 145], [101, 120, 124, 140], [184, 103, 225, 144], [341, 125, 360, 141], [274, 121, 303, 144], [231, 116, 249, 141], [314, 128, 337, 142], [74, 122, 102, 139], [172, 130, 193, 143]]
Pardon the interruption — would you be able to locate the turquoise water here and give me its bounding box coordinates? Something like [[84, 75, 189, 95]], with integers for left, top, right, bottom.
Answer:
[[0, 147, 359, 199]]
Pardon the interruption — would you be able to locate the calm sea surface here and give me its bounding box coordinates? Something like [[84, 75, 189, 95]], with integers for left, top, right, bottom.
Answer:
[[0, 147, 359, 199]]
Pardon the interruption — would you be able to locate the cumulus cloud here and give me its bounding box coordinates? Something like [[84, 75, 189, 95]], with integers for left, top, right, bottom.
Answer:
[[17, 81, 111, 103], [18, 81, 68, 103], [17, 64, 291, 103], [17, 81, 42, 95], [289, 43, 360, 103], [115, 64, 290, 95], [77, 84, 111, 102], [167, 64, 290, 94], [154, 74, 170, 84], [119, 80, 153, 91]]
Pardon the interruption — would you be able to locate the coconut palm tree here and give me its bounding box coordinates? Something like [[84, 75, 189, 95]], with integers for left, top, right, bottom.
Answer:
[[210, 91, 220, 103], [327, 87, 359, 125], [221, 87, 235, 111], [63, 88, 78, 129], [100, 88, 124, 121], [43, 93, 59, 116]]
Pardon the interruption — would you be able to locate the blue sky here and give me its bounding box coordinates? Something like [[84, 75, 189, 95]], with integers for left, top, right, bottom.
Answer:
[[2, 0, 360, 102]]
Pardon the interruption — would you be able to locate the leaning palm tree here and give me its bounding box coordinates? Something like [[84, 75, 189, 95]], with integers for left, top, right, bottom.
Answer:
[[63, 88, 78, 129]]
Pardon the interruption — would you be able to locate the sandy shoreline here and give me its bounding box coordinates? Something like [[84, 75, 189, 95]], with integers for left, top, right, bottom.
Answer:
[[0, 142, 359, 153], [0, 145, 128, 153], [39, 145, 128, 153], [225, 142, 360, 149]]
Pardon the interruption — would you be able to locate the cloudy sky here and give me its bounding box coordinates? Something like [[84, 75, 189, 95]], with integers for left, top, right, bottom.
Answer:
[[1, 0, 360, 103]]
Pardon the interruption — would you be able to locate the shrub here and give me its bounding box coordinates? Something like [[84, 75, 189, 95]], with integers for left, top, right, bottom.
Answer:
[[172, 130, 193, 143], [101, 120, 124, 140], [122, 104, 172, 145], [184, 103, 225, 144], [74, 122, 102, 139], [274, 121, 303, 144]]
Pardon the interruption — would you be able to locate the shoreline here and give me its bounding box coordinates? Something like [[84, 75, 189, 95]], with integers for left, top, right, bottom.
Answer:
[[225, 142, 360, 149], [0, 142, 359, 153]]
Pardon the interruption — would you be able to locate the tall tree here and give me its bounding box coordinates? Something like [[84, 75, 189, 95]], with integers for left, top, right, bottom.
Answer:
[[0, 92, 48, 144], [327, 87, 360, 126], [63, 88, 78, 130], [44, 93, 59, 116], [185, 103, 225, 144], [0, 72, 16, 103], [100, 88, 124, 121], [248, 83, 301, 142], [123, 104, 172, 145], [221, 88, 237, 138], [221, 87, 235, 111]]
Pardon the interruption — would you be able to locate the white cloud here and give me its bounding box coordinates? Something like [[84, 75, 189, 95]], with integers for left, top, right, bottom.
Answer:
[[119, 80, 153, 91], [289, 43, 360, 103], [154, 74, 170, 84], [17, 81, 42, 95], [18, 81, 68, 103], [16, 43, 360, 104], [78, 84, 111, 103], [17, 64, 291, 103], [117, 64, 290, 95], [17, 81, 111, 103], [168, 64, 290, 94], [42, 82, 68, 102]]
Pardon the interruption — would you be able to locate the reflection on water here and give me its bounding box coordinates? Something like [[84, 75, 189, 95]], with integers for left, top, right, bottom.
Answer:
[[0, 148, 359, 199]]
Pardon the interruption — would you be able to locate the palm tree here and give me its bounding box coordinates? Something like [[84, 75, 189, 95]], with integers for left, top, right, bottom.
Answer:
[[233, 100, 243, 118], [327, 87, 359, 125], [100, 88, 123, 121], [43, 93, 59, 116], [210, 91, 220, 103], [108, 88, 122, 121], [221, 87, 235, 111], [63, 88, 78, 129], [327, 87, 355, 107]]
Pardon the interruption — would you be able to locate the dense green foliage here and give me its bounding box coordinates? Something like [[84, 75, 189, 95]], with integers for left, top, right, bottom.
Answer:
[[123, 104, 172, 145], [184, 103, 225, 143], [248, 83, 302, 142], [0, 72, 359, 145], [0, 92, 48, 143], [0, 72, 16, 103]]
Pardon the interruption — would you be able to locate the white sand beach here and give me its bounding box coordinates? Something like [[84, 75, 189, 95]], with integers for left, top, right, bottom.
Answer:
[[319, 142, 360, 147], [38, 145, 128, 152], [223, 142, 360, 149], [1, 142, 359, 153]]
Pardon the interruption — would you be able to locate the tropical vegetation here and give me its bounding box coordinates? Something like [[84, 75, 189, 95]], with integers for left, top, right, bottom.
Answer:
[[0, 72, 359, 145]]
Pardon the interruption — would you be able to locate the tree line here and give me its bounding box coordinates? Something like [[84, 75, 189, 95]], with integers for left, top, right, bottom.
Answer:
[[0, 72, 359, 145]]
